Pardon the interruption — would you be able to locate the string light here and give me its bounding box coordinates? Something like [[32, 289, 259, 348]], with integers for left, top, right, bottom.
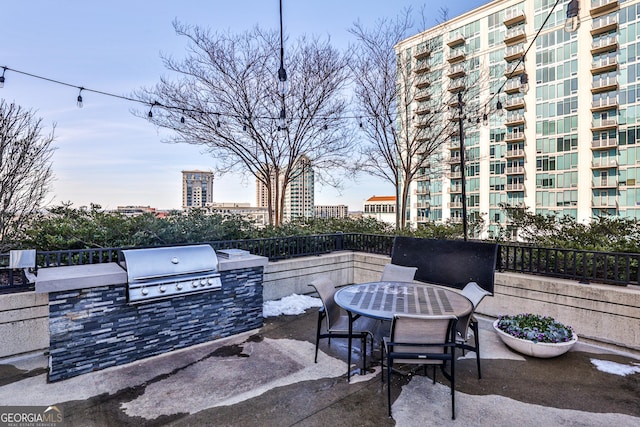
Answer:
[[519, 73, 529, 94], [216, 113, 221, 128], [0, 67, 6, 89], [565, 0, 580, 33], [147, 103, 154, 119], [76, 87, 84, 108]]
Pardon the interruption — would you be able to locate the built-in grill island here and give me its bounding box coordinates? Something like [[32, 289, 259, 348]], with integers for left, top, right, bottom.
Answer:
[[35, 245, 267, 382]]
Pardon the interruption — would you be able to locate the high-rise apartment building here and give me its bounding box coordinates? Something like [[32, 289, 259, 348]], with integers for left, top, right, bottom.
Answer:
[[315, 204, 349, 218], [397, 0, 639, 238], [255, 155, 315, 221], [182, 170, 214, 209]]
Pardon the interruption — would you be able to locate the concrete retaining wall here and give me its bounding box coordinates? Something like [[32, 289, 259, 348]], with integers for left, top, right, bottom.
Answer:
[[0, 292, 49, 358], [2, 252, 639, 359]]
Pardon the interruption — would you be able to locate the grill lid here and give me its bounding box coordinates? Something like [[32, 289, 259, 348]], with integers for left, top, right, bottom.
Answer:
[[121, 244, 219, 282]]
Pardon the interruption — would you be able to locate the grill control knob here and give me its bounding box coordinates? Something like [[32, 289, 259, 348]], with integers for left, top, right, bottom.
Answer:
[[159, 286, 167, 293], [192, 281, 199, 288], [208, 278, 217, 285], [141, 287, 149, 296], [176, 283, 183, 290], [200, 279, 207, 286]]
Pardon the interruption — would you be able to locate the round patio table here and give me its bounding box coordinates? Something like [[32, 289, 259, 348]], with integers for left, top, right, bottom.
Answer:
[[334, 281, 473, 379]]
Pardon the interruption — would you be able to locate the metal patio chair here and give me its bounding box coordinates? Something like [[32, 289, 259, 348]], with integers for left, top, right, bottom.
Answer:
[[309, 277, 377, 380], [383, 314, 458, 420], [380, 264, 417, 282], [456, 281, 492, 379]]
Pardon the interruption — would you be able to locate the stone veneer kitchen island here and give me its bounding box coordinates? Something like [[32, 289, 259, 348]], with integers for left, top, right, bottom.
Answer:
[[35, 254, 268, 382]]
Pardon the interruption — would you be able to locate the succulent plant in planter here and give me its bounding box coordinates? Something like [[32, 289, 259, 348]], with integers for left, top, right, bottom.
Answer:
[[493, 313, 578, 358]]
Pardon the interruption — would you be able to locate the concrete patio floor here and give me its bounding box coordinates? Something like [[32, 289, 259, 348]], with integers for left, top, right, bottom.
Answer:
[[1, 309, 639, 427]]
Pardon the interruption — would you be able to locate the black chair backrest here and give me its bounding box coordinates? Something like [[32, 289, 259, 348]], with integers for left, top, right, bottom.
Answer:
[[390, 237, 498, 294]]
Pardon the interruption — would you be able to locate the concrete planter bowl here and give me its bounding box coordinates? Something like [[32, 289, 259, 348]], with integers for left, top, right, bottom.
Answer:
[[493, 319, 578, 358]]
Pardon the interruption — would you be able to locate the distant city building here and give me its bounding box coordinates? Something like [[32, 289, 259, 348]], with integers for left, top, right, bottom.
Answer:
[[256, 156, 315, 221], [182, 170, 214, 209], [363, 196, 397, 225], [314, 204, 349, 219], [205, 202, 269, 227], [116, 205, 157, 216]]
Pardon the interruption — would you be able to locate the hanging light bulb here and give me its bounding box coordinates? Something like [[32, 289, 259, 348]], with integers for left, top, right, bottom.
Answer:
[[180, 116, 185, 124], [278, 108, 286, 131], [565, 0, 580, 33], [148, 104, 153, 119], [76, 87, 84, 108], [482, 113, 488, 126], [0, 67, 6, 89], [216, 114, 221, 128], [496, 100, 504, 117], [520, 73, 529, 94]]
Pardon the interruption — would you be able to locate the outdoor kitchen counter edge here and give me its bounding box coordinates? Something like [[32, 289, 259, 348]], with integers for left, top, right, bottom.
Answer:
[[34, 255, 269, 294]]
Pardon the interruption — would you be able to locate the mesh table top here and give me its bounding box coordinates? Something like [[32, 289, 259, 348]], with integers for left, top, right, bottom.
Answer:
[[334, 281, 473, 321]]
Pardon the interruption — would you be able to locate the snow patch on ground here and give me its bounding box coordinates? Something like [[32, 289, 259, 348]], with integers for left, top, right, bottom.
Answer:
[[263, 293, 323, 317], [591, 358, 640, 376]]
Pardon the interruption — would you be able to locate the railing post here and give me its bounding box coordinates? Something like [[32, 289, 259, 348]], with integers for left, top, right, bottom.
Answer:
[[335, 232, 344, 251]]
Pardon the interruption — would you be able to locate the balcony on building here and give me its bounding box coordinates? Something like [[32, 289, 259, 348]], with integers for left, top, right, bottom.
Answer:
[[504, 43, 525, 62], [591, 56, 618, 73], [448, 201, 463, 209], [505, 147, 525, 158], [415, 75, 431, 89], [414, 44, 431, 60], [504, 7, 526, 26], [591, 14, 618, 35], [504, 78, 522, 94], [448, 64, 466, 78], [506, 165, 525, 175], [448, 47, 466, 63], [591, 158, 618, 169], [414, 119, 430, 129], [506, 183, 525, 192], [591, 97, 618, 111], [590, 35, 618, 55], [415, 201, 430, 209], [592, 198, 618, 208], [414, 61, 430, 74], [447, 155, 461, 165], [415, 88, 431, 102], [415, 101, 433, 115], [593, 177, 619, 188], [446, 32, 465, 47], [504, 97, 526, 110], [414, 186, 430, 196], [590, 0, 619, 18], [591, 75, 618, 93], [447, 97, 461, 109], [450, 169, 462, 179], [449, 184, 462, 193], [504, 26, 526, 45], [590, 116, 618, 130], [447, 78, 465, 92], [505, 113, 525, 126], [505, 61, 525, 77], [449, 137, 461, 149], [505, 129, 525, 142], [591, 136, 618, 150]]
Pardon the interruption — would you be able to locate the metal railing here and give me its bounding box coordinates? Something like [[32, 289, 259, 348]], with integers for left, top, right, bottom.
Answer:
[[2, 234, 638, 290]]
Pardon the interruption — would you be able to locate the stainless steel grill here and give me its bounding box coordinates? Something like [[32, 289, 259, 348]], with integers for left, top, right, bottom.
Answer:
[[121, 244, 221, 303]]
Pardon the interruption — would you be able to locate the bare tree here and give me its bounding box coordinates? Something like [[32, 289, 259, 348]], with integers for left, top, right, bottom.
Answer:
[[349, 9, 482, 229], [136, 23, 353, 226], [0, 101, 55, 251]]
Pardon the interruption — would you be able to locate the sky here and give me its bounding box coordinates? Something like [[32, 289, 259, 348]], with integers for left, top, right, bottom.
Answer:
[[1, 0, 486, 211]]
